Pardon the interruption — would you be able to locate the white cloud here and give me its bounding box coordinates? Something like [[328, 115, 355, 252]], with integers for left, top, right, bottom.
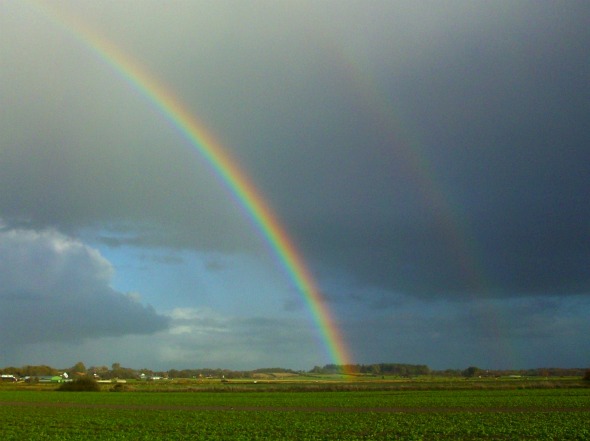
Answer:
[[167, 307, 229, 335], [141, 308, 325, 369], [0, 228, 112, 296], [0, 228, 168, 345], [6, 306, 327, 370]]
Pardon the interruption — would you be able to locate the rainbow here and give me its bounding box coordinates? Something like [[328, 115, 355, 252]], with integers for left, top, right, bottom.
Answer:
[[324, 38, 517, 365], [30, 2, 353, 370]]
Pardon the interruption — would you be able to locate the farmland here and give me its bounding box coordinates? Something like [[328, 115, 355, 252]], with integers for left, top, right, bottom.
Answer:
[[1, 381, 589, 440]]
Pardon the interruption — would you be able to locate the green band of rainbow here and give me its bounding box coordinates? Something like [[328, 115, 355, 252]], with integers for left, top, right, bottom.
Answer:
[[31, 1, 352, 370]]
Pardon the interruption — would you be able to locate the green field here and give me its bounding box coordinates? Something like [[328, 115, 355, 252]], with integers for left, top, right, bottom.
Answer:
[[1, 384, 589, 440]]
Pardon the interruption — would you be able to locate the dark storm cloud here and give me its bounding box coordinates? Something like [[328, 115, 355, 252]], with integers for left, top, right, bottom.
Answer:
[[343, 296, 590, 369], [0, 229, 169, 345], [2, 1, 589, 303], [257, 1, 590, 299], [0, 1, 258, 252]]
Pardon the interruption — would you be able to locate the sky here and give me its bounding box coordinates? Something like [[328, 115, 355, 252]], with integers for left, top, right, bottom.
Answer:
[[1, 0, 589, 371]]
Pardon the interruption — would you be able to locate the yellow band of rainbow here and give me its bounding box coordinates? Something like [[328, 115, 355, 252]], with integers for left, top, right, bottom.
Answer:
[[30, 1, 353, 370]]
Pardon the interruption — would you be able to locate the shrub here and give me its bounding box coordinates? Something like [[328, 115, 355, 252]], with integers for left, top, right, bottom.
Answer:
[[584, 370, 590, 382], [110, 383, 133, 392], [57, 377, 101, 392]]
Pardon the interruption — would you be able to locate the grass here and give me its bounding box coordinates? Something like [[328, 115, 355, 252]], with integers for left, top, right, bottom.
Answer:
[[1, 374, 587, 392], [0, 380, 589, 439], [1, 404, 588, 440]]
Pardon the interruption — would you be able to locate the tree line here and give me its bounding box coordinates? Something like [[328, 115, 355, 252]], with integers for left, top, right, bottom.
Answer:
[[310, 363, 431, 376], [1, 362, 587, 380]]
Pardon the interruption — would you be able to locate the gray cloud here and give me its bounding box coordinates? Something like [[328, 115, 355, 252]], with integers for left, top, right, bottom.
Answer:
[[273, 1, 590, 299], [3, 1, 588, 300], [3, 306, 327, 370], [1, 1, 590, 370], [344, 296, 590, 369], [129, 308, 324, 370], [0, 228, 169, 345]]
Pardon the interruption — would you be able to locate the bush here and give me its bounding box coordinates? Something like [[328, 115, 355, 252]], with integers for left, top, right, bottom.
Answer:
[[110, 383, 133, 392], [584, 370, 590, 382], [57, 377, 101, 392]]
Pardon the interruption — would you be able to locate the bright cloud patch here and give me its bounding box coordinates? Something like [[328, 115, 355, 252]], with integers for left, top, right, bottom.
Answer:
[[0, 228, 169, 345], [148, 308, 322, 369]]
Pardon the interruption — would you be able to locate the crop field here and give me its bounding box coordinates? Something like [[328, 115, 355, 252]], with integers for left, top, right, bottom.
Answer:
[[1, 387, 589, 440]]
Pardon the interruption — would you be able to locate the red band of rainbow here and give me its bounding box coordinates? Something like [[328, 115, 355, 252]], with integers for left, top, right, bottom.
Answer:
[[30, 1, 353, 371]]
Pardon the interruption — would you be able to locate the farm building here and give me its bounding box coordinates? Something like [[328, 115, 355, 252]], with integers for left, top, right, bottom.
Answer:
[[37, 376, 65, 383], [1, 374, 17, 382]]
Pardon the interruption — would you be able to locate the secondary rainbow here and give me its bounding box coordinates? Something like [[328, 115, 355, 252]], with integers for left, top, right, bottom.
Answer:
[[31, 2, 353, 370]]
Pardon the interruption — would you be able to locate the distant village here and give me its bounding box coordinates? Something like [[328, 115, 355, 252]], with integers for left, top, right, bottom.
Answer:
[[1, 362, 588, 383], [0, 372, 165, 384], [0, 362, 176, 384]]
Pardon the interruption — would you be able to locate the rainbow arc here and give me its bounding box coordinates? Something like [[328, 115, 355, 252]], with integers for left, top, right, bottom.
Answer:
[[32, 1, 353, 371]]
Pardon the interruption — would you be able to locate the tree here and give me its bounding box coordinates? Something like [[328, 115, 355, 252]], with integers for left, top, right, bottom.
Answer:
[[110, 363, 137, 379], [69, 361, 87, 376], [462, 366, 482, 378], [57, 377, 100, 392]]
